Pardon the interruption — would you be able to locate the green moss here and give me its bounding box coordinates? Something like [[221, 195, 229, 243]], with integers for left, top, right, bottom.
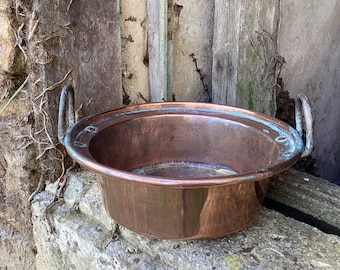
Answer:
[[237, 81, 254, 110], [247, 84, 254, 109], [224, 254, 243, 270], [246, 45, 257, 63]]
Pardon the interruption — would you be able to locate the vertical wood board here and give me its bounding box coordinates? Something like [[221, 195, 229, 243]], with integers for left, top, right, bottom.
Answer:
[[171, 0, 214, 102], [236, 0, 279, 115], [36, 0, 122, 118], [212, 0, 241, 105], [212, 0, 280, 115], [120, 0, 149, 104], [147, 0, 168, 102], [66, 0, 123, 115]]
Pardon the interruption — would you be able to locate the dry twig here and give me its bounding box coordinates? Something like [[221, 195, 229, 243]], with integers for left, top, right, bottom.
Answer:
[[67, 0, 75, 12], [34, 68, 72, 100]]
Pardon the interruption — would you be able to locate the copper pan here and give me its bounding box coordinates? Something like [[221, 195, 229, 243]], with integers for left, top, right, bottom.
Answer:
[[58, 85, 313, 240]]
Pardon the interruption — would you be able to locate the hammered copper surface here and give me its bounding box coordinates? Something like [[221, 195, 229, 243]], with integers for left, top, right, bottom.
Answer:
[[64, 102, 304, 239]]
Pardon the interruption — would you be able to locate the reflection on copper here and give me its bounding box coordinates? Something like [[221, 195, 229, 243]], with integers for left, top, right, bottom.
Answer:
[[62, 102, 310, 239]]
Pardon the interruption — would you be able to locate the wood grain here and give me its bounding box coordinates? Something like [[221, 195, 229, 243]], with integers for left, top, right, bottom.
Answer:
[[147, 0, 168, 102], [212, 0, 241, 105], [267, 169, 340, 230]]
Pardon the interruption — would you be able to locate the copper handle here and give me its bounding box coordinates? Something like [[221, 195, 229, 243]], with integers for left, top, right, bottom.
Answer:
[[58, 85, 75, 146], [295, 94, 313, 158]]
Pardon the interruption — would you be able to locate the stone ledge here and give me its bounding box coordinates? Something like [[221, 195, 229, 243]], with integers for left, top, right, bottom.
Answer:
[[45, 170, 117, 232], [32, 192, 165, 270], [32, 170, 340, 270]]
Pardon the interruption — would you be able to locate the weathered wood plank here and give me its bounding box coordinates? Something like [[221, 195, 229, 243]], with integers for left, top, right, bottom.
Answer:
[[147, 0, 168, 102], [30, 0, 122, 181], [171, 0, 214, 102], [212, 0, 280, 115], [35, 0, 122, 118], [68, 0, 122, 115], [212, 0, 241, 105], [266, 169, 340, 230], [236, 0, 280, 115], [120, 0, 149, 104]]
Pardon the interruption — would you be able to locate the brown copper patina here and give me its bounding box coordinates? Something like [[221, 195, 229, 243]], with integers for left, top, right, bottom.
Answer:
[[59, 85, 312, 240]]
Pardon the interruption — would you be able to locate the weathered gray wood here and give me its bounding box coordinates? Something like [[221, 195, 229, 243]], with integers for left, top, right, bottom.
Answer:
[[35, 0, 122, 118], [171, 0, 214, 102], [67, 0, 122, 115], [212, 0, 280, 115], [29, 0, 122, 181], [147, 0, 168, 102], [267, 169, 340, 229], [212, 0, 241, 105]]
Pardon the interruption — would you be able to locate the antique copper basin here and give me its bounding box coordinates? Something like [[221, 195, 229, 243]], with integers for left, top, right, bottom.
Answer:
[[58, 85, 312, 240]]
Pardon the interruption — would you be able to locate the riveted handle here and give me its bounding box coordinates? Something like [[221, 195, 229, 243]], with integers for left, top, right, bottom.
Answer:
[[58, 85, 75, 146], [295, 94, 313, 158]]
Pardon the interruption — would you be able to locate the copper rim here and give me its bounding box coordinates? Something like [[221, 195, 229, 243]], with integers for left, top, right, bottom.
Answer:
[[64, 102, 304, 188]]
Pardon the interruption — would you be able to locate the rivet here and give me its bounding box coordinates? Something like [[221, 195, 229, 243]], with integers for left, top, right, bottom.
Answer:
[[74, 141, 87, 148], [85, 125, 98, 133], [275, 136, 287, 143]]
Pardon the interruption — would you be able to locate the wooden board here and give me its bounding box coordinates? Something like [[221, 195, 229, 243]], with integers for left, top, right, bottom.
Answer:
[[36, 0, 122, 119], [67, 0, 122, 115], [212, 0, 280, 115], [147, 0, 168, 102], [266, 169, 340, 232], [212, 0, 241, 106], [171, 0, 214, 102]]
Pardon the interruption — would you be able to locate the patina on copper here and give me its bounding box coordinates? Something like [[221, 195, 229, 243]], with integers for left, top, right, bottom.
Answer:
[[59, 85, 312, 240]]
